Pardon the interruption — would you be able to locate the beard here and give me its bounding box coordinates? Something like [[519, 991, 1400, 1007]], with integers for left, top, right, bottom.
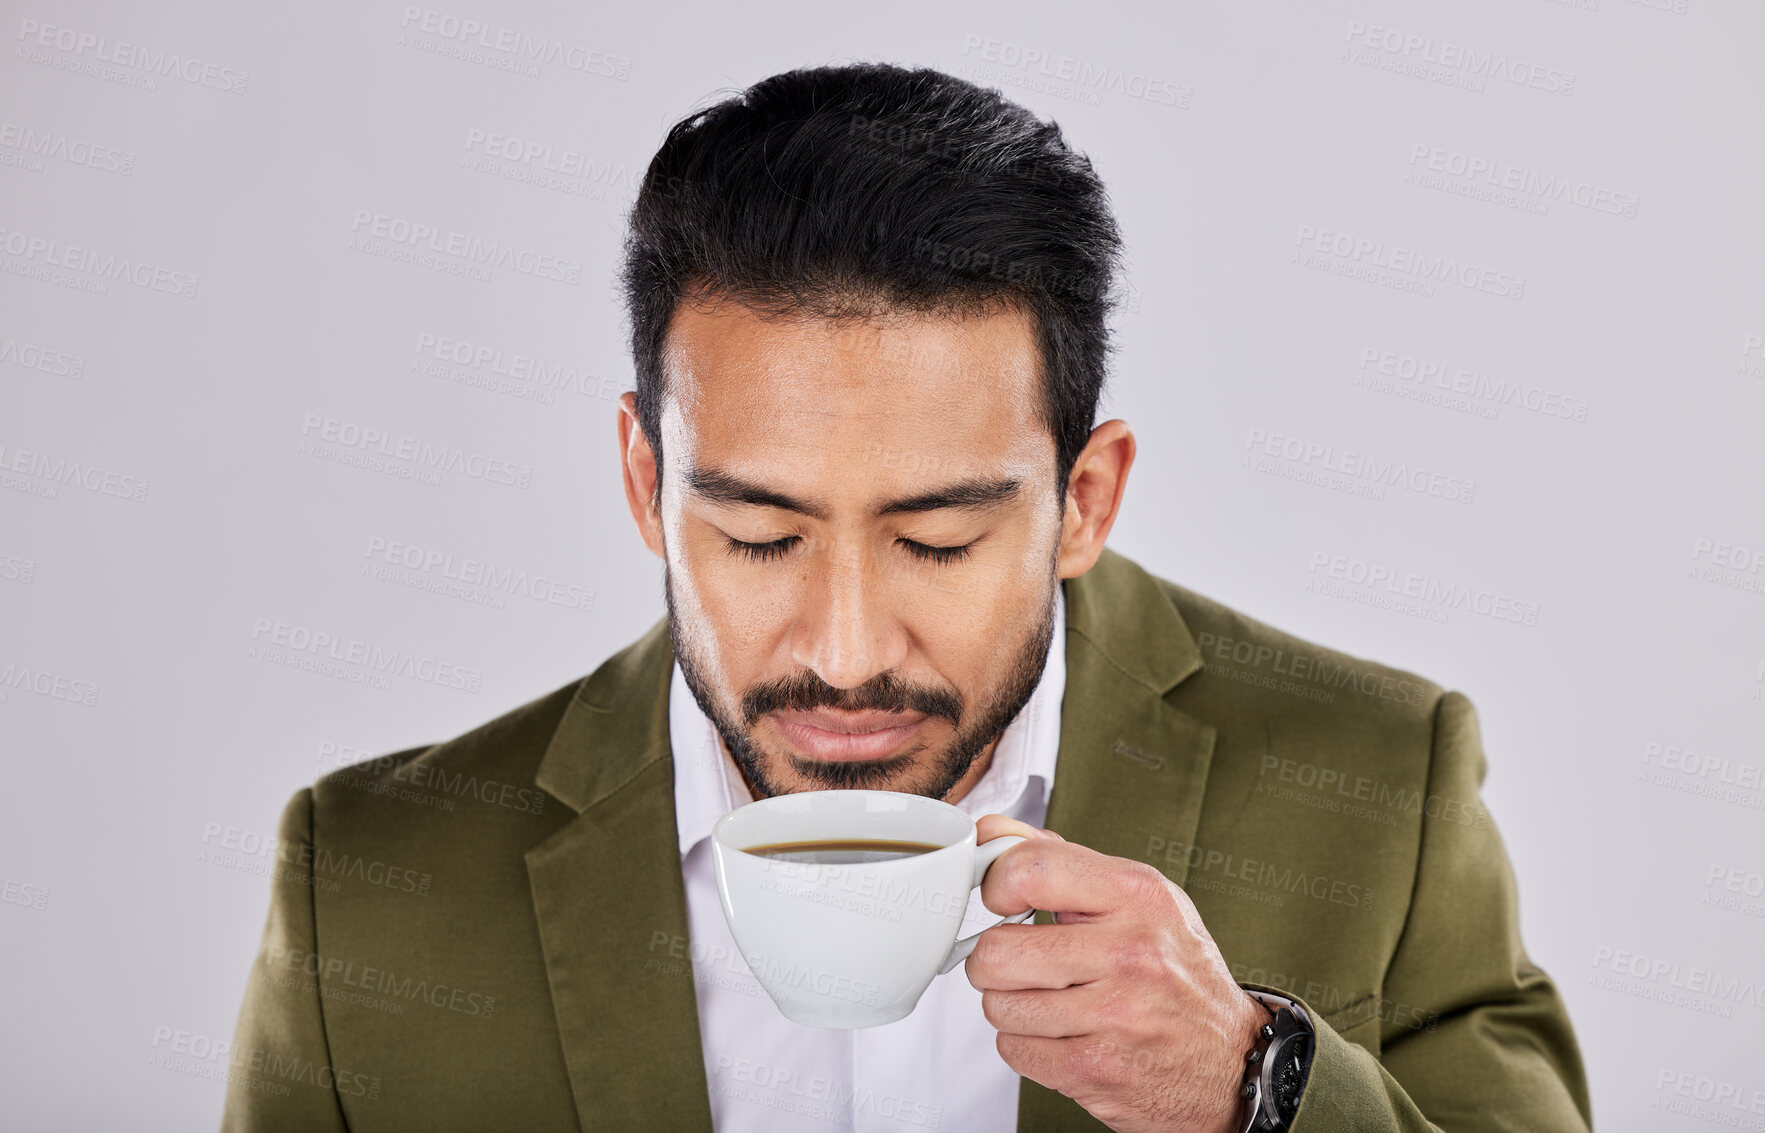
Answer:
[[666, 561, 1058, 801]]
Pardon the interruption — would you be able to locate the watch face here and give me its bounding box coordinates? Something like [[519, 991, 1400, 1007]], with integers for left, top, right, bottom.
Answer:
[[1271, 1033, 1312, 1121]]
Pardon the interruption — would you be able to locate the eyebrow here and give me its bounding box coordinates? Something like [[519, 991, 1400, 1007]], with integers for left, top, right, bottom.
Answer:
[[684, 464, 1023, 521]]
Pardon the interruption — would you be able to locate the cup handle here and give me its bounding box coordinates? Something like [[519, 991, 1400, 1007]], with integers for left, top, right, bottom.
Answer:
[[938, 835, 1035, 975]]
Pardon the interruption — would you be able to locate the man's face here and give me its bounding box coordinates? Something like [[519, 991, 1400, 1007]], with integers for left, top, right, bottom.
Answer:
[[647, 297, 1068, 802]]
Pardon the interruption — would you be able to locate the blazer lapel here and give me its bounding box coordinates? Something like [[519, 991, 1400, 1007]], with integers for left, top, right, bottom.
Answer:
[[525, 619, 715, 1132], [1020, 546, 1219, 1131]]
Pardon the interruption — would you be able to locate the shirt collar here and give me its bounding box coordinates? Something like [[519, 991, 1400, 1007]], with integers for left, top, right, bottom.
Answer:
[[671, 585, 1067, 856]]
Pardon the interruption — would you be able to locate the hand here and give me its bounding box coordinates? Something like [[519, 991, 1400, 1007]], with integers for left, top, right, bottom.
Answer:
[[967, 814, 1267, 1133]]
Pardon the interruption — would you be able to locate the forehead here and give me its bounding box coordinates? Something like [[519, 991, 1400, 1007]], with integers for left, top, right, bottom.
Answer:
[[659, 298, 1053, 493]]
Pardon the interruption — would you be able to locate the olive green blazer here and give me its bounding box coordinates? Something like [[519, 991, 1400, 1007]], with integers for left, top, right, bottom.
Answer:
[[221, 546, 1592, 1131]]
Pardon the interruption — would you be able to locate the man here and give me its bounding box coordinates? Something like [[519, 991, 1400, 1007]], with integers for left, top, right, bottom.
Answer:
[[223, 63, 1591, 1132]]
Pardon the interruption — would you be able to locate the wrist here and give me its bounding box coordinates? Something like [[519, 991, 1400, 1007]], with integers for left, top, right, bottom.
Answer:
[[1208, 991, 1272, 1133], [1230, 989, 1271, 1064]]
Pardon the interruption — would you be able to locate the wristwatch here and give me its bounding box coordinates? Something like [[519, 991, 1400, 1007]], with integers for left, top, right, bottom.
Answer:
[[1235, 989, 1314, 1132]]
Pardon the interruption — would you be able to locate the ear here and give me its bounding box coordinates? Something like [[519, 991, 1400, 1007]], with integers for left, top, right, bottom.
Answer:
[[617, 392, 666, 558], [1056, 419, 1135, 579]]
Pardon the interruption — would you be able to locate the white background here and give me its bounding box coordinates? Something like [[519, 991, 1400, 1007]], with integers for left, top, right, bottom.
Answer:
[[3, 1, 1762, 1129]]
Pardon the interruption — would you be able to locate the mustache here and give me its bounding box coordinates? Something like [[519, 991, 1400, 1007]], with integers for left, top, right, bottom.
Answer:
[[741, 668, 963, 725]]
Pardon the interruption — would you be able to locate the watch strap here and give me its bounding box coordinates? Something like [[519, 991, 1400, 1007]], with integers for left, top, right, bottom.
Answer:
[[1244, 988, 1310, 1026]]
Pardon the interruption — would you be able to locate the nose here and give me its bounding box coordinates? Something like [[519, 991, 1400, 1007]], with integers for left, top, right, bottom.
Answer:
[[790, 542, 908, 691]]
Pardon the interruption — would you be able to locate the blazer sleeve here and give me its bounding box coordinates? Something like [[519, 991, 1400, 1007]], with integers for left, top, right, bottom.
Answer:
[[1256, 690, 1593, 1133], [219, 787, 354, 1132]]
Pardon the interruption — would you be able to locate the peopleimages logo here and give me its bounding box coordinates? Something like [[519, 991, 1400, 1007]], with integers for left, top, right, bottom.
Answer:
[[1743, 334, 1765, 380], [1, 877, 50, 912], [1642, 741, 1763, 792], [1144, 836, 1375, 910], [298, 413, 533, 489], [264, 946, 493, 1018], [397, 6, 631, 78], [412, 332, 629, 402], [0, 552, 37, 585], [398, 7, 631, 79], [0, 333, 86, 379], [15, 19, 250, 93], [0, 441, 150, 503], [958, 34, 1190, 107], [348, 210, 583, 285], [1243, 429, 1477, 504], [1406, 144, 1638, 218], [0, 662, 100, 707], [248, 617, 484, 694], [1343, 21, 1575, 96], [1689, 537, 1765, 597], [1591, 946, 1765, 1014], [1193, 630, 1429, 707], [1691, 538, 1765, 575], [362, 535, 595, 614], [1294, 225, 1525, 300], [148, 1026, 380, 1100], [462, 129, 638, 188], [1356, 347, 1590, 422], [0, 226, 199, 298], [0, 122, 135, 175], [712, 1055, 946, 1128], [1306, 552, 1541, 625]]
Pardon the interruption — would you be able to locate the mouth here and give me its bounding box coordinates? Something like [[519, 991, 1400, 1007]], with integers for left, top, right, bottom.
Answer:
[[768, 708, 930, 762]]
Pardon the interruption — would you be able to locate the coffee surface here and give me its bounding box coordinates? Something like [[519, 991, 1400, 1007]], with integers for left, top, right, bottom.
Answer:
[[743, 838, 945, 864]]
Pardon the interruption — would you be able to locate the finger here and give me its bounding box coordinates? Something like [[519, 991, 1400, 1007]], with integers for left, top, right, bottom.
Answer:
[[980, 983, 1111, 1039], [963, 922, 1114, 990], [979, 838, 1160, 918], [975, 813, 1049, 845], [996, 1032, 1174, 1098]]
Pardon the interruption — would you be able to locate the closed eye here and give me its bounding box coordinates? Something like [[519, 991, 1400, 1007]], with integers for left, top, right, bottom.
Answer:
[[899, 539, 974, 565], [724, 535, 798, 562], [722, 536, 976, 565]]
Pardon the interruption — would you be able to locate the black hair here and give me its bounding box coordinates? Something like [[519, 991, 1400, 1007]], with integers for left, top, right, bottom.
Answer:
[[619, 61, 1125, 504]]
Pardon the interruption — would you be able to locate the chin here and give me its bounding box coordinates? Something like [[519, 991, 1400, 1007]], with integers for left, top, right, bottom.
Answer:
[[781, 755, 921, 791]]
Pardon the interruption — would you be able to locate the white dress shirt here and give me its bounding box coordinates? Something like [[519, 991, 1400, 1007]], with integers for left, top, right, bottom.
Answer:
[[669, 586, 1066, 1133]]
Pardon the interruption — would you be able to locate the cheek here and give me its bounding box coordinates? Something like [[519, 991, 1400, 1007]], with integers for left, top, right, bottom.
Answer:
[[902, 540, 1038, 617], [906, 590, 1020, 673], [675, 541, 797, 650]]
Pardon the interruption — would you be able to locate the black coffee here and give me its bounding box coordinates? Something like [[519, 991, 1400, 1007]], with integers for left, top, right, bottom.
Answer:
[[743, 838, 944, 864]]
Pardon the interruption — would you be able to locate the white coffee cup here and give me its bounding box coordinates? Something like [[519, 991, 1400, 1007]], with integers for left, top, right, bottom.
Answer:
[[710, 789, 1035, 1029]]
